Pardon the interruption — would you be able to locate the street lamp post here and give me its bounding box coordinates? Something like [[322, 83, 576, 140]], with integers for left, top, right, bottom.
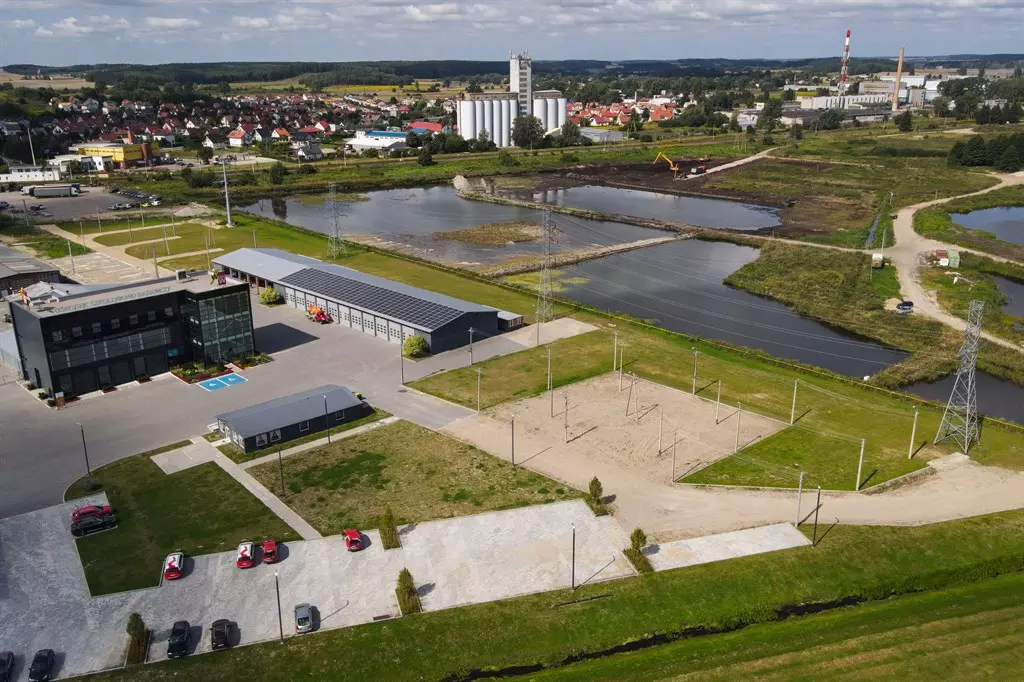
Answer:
[[77, 422, 92, 476], [278, 446, 285, 497], [324, 394, 331, 444], [570, 523, 576, 591], [274, 571, 284, 642], [399, 339, 405, 385], [468, 327, 475, 365]]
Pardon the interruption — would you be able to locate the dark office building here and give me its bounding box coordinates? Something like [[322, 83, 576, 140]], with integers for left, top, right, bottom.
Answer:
[[9, 272, 255, 397]]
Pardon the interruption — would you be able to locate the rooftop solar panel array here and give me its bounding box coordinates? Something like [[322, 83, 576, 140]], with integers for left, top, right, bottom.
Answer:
[[281, 267, 467, 331]]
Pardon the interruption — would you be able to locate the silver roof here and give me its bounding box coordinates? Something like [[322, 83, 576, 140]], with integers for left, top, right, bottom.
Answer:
[[216, 384, 364, 439], [213, 248, 323, 283]]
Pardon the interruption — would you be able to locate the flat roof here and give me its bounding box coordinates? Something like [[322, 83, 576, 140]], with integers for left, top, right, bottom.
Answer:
[[216, 384, 363, 439], [0, 246, 60, 281], [18, 271, 242, 317]]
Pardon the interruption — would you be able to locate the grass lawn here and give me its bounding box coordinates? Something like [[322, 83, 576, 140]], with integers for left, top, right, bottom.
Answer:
[[0, 218, 91, 259], [65, 452, 297, 595], [76, 510, 1024, 682], [248, 420, 581, 534], [914, 185, 1024, 261], [920, 252, 1024, 346], [56, 215, 182, 235], [411, 319, 1024, 488], [92, 222, 205, 247], [526, 572, 1024, 681], [216, 408, 391, 464]]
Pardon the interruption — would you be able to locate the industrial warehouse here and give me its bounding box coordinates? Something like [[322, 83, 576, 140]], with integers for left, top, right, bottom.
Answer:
[[213, 248, 523, 353]]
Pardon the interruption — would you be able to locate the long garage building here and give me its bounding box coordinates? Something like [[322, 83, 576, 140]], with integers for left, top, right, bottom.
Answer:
[[214, 248, 523, 353]]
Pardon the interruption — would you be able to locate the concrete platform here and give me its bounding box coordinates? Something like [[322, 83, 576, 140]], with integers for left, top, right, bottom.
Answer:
[[646, 523, 810, 572], [150, 441, 217, 474]]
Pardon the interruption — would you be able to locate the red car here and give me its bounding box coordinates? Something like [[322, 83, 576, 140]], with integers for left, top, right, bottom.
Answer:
[[343, 529, 363, 552], [262, 539, 279, 564], [164, 552, 184, 581], [72, 505, 113, 522], [236, 541, 255, 569]]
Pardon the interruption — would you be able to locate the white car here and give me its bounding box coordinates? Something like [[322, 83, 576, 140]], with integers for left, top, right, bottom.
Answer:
[[235, 541, 255, 569]]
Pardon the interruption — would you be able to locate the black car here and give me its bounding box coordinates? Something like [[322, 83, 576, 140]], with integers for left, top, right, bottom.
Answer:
[[167, 620, 190, 659], [70, 514, 116, 537], [0, 651, 14, 682], [210, 619, 232, 650], [28, 649, 54, 682]]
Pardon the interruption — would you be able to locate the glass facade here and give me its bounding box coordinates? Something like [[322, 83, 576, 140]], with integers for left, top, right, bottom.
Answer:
[[185, 290, 254, 364]]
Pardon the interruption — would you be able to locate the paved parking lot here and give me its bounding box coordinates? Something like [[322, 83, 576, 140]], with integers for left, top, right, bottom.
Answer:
[[0, 497, 629, 680], [0, 189, 113, 223]]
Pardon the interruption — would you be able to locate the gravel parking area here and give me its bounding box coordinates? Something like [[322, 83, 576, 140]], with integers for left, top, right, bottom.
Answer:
[[1, 496, 629, 679]]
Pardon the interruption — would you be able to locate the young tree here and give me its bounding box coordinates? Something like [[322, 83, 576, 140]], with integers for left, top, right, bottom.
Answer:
[[405, 131, 421, 148], [588, 476, 604, 505], [198, 146, 213, 163], [894, 110, 913, 132], [512, 115, 545, 148], [789, 123, 803, 141], [472, 128, 492, 153], [417, 146, 433, 166], [559, 120, 581, 146], [818, 108, 846, 130], [268, 162, 287, 185], [758, 99, 783, 132], [729, 110, 741, 132]]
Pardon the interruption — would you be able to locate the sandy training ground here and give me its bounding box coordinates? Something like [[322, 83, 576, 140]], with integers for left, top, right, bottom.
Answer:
[[453, 373, 785, 485]]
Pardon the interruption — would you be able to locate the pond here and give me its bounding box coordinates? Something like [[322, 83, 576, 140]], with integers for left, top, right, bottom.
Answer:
[[904, 370, 1024, 426], [994, 275, 1024, 318], [553, 239, 908, 378], [240, 187, 668, 266], [531, 185, 782, 231], [950, 206, 1024, 245]]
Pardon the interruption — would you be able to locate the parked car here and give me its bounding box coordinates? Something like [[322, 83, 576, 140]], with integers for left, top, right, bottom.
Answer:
[[896, 300, 914, 314], [71, 504, 112, 522], [167, 620, 190, 659], [262, 539, 279, 563], [164, 551, 184, 581], [70, 514, 116, 537], [210, 619, 232, 650], [235, 541, 255, 569], [343, 529, 363, 552], [29, 204, 44, 212], [294, 603, 313, 634], [27, 649, 54, 682], [0, 651, 14, 682]]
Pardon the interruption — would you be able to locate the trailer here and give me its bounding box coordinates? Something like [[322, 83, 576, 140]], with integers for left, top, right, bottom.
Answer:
[[29, 184, 81, 198]]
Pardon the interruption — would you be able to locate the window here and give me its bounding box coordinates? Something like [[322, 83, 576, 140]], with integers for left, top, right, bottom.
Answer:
[[270, 429, 282, 443], [72, 326, 82, 338], [147, 311, 156, 322], [51, 330, 63, 343], [334, 410, 346, 422], [298, 420, 310, 433], [110, 318, 120, 330], [164, 307, 174, 319], [91, 322, 102, 334], [255, 433, 268, 446], [129, 315, 138, 326]]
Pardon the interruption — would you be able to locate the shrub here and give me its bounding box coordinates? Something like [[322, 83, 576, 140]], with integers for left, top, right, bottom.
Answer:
[[259, 286, 283, 305], [37, 390, 47, 400], [296, 164, 317, 175], [125, 612, 148, 665], [46, 398, 56, 407], [26, 382, 36, 390], [560, 152, 580, 163], [630, 527, 647, 553], [380, 505, 400, 549], [624, 547, 654, 573], [403, 335, 429, 358], [396, 567, 422, 614], [587, 476, 608, 515], [497, 150, 519, 166], [417, 147, 434, 167]]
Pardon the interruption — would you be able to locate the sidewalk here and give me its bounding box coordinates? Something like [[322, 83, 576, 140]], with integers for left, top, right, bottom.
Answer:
[[240, 415, 399, 470]]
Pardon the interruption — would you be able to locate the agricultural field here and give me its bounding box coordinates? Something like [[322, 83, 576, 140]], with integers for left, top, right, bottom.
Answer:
[[0, 69, 92, 90], [248, 420, 580, 535]]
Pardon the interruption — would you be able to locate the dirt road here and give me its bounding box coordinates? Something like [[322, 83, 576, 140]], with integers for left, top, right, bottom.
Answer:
[[886, 172, 1024, 351]]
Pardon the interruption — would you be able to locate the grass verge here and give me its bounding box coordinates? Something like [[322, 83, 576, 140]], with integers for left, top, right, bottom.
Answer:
[[64, 452, 297, 595], [524, 571, 1024, 681], [248, 420, 582, 535], [91, 222, 205, 247], [78, 510, 1024, 682]]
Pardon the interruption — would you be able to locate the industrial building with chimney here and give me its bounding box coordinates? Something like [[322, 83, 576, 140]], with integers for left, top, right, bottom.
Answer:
[[457, 50, 567, 148]]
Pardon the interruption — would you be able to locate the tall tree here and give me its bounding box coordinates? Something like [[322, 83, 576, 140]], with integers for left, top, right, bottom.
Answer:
[[473, 128, 491, 152], [512, 115, 545, 148], [559, 120, 581, 146], [894, 110, 913, 132], [758, 99, 783, 132]]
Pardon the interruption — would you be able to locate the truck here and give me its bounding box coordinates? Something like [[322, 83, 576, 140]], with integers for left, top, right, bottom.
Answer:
[[29, 184, 81, 198]]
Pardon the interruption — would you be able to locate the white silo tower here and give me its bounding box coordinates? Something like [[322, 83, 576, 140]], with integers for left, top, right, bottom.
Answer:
[[546, 98, 557, 132], [557, 98, 568, 129]]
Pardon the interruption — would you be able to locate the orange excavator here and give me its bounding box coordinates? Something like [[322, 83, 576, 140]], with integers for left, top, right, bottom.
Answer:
[[653, 152, 683, 180], [306, 304, 331, 324]]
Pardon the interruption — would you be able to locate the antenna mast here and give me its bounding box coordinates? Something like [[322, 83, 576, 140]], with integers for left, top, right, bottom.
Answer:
[[934, 300, 984, 454]]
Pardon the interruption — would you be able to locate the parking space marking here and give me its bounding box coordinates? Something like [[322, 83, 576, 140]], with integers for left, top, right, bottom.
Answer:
[[198, 374, 247, 391]]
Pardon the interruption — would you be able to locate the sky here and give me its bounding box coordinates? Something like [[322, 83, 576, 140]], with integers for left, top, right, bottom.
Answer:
[[0, 0, 1022, 66]]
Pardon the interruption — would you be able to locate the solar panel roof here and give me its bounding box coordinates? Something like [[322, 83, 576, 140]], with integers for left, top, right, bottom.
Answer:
[[282, 267, 482, 331]]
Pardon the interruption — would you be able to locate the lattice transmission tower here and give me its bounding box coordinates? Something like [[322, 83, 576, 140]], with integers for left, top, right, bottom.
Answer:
[[535, 208, 555, 324], [934, 300, 984, 454], [326, 183, 347, 259]]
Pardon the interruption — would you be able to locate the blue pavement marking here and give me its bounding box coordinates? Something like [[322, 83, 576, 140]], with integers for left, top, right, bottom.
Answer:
[[198, 373, 247, 392]]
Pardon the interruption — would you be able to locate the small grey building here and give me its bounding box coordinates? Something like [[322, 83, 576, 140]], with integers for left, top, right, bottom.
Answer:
[[216, 384, 371, 453], [0, 245, 61, 296]]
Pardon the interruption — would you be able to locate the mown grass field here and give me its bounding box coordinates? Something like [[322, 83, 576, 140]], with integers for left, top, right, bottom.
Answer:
[[411, 315, 1023, 489], [526, 571, 1024, 681], [56, 214, 183, 235], [914, 184, 1024, 261], [75, 510, 1024, 682], [249, 420, 580, 535], [0, 217, 90, 258], [65, 449, 297, 595]]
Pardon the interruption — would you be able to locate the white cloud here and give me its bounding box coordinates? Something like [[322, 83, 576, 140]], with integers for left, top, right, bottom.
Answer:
[[236, 17, 270, 28], [144, 17, 201, 29], [7, 19, 39, 29], [38, 15, 131, 38]]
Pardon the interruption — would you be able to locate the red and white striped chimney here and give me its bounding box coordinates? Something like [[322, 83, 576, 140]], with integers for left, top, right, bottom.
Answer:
[[840, 29, 852, 95]]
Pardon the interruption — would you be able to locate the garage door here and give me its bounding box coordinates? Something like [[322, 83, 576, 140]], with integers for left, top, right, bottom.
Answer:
[[326, 301, 339, 322]]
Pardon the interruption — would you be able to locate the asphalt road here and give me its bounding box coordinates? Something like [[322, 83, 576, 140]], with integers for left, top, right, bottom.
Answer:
[[0, 299, 479, 520]]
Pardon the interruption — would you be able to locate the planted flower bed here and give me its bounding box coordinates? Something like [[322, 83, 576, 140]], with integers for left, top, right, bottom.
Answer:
[[231, 352, 274, 370], [171, 362, 233, 384]]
